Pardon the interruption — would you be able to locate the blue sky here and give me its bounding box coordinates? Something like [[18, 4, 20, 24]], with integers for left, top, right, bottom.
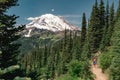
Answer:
[[7, 0, 119, 27]]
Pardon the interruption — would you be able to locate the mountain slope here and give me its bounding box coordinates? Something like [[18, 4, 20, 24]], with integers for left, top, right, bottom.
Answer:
[[26, 14, 79, 32]]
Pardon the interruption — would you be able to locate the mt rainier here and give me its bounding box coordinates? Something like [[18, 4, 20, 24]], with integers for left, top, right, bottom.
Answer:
[[26, 14, 79, 32]]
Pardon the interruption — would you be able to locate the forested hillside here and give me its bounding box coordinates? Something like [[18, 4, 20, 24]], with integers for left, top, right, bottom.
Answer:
[[0, 0, 120, 80]]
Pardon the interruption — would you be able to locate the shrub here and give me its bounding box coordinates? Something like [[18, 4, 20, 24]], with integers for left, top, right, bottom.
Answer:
[[55, 74, 78, 80], [67, 60, 82, 77], [110, 54, 120, 80], [99, 52, 113, 71]]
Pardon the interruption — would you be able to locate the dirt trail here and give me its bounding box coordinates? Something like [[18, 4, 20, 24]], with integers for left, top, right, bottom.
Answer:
[[91, 65, 108, 80]]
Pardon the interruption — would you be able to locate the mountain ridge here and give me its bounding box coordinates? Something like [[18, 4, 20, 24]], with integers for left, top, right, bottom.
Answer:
[[26, 14, 79, 31], [24, 14, 80, 37]]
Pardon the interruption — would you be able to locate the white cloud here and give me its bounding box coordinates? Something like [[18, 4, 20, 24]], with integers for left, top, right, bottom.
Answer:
[[26, 14, 82, 26], [27, 17, 35, 20], [58, 14, 81, 18]]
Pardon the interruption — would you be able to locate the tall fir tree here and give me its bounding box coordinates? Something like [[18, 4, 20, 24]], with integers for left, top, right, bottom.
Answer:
[[80, 13, 87, 54], [105, 0, 110, 31], [82, 18, 91, 59], [0, 0, 18, 13], [0, 0, 27, 80], [115, 0, 120, 21], [88, 0, 100, 53], [67, 30, 73, 62], [100, 0, 110, 50], [43, 44, 48, 66], [107, 2, 115, 46], [98, 0, 105, 47]]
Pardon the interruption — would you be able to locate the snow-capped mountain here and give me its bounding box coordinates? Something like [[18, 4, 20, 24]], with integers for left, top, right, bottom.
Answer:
[[26, 14, 79, 32]]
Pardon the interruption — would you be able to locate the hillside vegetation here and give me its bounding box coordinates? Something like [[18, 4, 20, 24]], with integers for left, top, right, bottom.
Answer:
[[0, 0, 120, 80]]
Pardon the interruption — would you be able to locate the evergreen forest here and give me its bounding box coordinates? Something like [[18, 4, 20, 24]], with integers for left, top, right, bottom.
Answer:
[[0, 0, 120, 80]]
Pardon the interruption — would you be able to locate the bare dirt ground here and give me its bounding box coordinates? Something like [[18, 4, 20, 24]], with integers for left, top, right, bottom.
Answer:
[[91, 65, 108, 80]]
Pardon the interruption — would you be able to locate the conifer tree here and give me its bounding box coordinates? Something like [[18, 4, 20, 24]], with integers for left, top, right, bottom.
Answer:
[[67, 30, 73, 62], [62, 29, 68, 73], [107, 2, 115, 46], [0, 0, 29, 80], [82, 18, 93, 59], [43, 44, 48, 66], [105, 0, 110, 31], [100, 0, 109, 50], [72, 31, 79, 60], [116, 0, 120, 21], [98, 0, 105, 46], [99, 0, 105, 26], [80, 13, 87, 52], [88, 0, 100, 53]]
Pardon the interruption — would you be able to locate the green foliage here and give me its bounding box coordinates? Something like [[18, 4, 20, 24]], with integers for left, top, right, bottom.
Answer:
[[100, 0, 109, 51], [0, 0, 18, 13], [99, 51, 113, 71], [55, 73, 92, 80], [0, 65, 20, 75], [99, 11, 120, 80], [110, 54, 120, 80], [108, 17, 120, 80], [0, 0, 30, 79], [67, 60, 82, 77], [106, 2, 115, 46], [0, 65, 31, 80], [98, 0, 105, 45], [115, 0, 120, 21], [20, 30, 93, 80], [14, 76, 31, 80], [81, 13, 87, 46], [18, 31, 65, 54], [55, 74, 79, 80], [0, 0, 7, 3], [87, 0, 106, 53], [67, 60, 92, 80], [80, 13, 87, 55], [18, 1, 119, 80]]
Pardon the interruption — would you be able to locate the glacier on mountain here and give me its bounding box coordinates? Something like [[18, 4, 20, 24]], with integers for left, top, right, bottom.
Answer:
[[26, 14, 79, 32]]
